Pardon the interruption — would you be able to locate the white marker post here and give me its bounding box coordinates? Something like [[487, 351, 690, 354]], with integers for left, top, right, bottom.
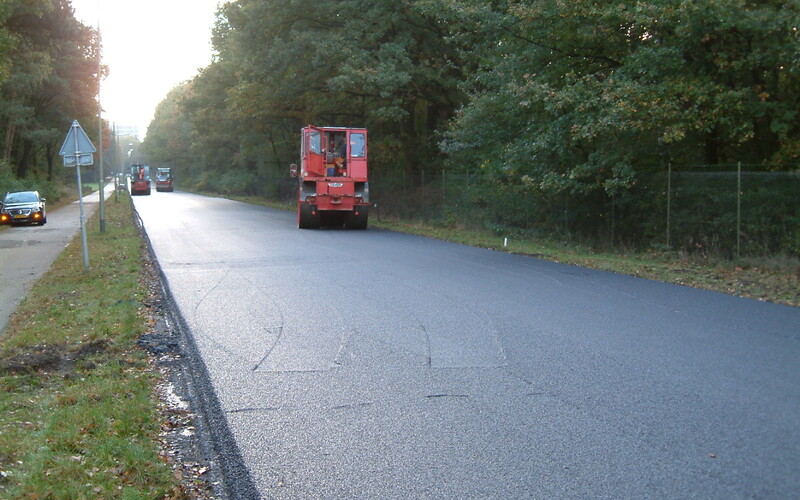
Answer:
[[59, 120, 96, 270]]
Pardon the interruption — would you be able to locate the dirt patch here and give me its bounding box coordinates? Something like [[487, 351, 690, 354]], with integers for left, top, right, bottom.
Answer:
[[0, 340, 112, 375], [0, 344, 63, 374], [73, 339, 110, 358]]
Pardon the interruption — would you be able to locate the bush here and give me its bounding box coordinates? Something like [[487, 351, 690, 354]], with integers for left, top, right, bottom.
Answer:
[[218, 170, 260, 196], [0, 164, 29, 195]]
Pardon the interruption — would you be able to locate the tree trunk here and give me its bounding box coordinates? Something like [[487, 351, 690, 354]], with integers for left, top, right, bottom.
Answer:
[[268, 131, 283, 175], [46, 143, 54, 181], [3, 121, 15, 164], [16, 140, 32, 178], [705, 128, 720, 165], [403, 114, 416, 183]]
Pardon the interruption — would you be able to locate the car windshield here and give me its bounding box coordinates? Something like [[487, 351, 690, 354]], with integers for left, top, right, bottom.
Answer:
[[4, 192, 38, 204]]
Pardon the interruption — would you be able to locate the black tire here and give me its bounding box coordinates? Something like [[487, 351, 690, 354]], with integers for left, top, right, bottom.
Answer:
[[346, 207, 368, 229], [298, 204, 320, 229]]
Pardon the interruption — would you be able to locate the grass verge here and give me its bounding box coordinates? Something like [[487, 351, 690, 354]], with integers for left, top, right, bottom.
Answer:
[[0, 190, 182, 498]]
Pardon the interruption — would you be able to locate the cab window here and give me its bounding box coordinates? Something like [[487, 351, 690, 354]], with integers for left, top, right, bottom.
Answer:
[[350, 133, 365, 158], [309, 131, 322, 155]]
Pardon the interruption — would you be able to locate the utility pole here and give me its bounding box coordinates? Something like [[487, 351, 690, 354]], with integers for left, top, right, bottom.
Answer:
[[97, 7, 105, 232]]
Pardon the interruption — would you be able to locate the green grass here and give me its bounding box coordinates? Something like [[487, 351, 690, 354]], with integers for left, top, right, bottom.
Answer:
[[0, 191, 178, 498]]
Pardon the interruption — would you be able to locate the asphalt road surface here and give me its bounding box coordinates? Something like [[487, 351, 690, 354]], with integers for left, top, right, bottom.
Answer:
[[134, 190, 800, 499], [0, 185, 114, 334]]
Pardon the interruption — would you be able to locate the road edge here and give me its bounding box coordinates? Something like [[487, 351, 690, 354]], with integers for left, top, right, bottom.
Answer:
[[131, 199, 262, 500]]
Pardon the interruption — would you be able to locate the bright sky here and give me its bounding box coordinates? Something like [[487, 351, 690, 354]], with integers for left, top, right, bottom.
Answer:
[[70, 0, 222, 139]]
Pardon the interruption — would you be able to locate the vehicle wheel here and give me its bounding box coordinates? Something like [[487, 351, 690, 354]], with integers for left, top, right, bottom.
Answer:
[[298, 204, 320, 229], [346, 207, 368, 229]]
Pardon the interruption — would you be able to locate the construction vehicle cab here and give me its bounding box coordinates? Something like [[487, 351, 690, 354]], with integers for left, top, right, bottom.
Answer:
[[290, 125, 369, 229], [156, 167, 173, 192], [130, 163, 151, 196]]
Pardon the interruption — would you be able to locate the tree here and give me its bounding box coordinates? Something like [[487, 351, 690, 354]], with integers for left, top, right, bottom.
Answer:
[[446, 1, 800, 173], [142, 84, 194, 170], [0, 0, 101, 180], [439, 0, 800, 237], [146, 0, 800, 252], [211, 0, 467, 175]]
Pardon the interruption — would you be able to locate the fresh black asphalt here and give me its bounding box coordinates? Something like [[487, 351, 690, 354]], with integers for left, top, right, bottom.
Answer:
[[129, 190, 800, 498]]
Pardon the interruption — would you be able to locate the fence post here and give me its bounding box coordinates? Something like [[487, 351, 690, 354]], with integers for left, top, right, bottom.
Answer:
[[610, 194, 615, 247], [421, 168, 425, 218], [737, 161, 741, 259], [666, 163, 671, 249], [442, 167, 446, 219]]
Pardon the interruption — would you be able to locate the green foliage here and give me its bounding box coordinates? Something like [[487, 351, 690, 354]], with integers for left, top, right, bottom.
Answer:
[[141, 84, 195, 168], [190, 168, 261, 196], [445, 0, 800, 176], [664, 170, 800, 256], [0, 159, 69, 203], [0, 160, 27, 192], [143, 0, 800, 256], [436, 0, 800, 254], [0, 0, 102, 182], [145, 0, 469, 183]]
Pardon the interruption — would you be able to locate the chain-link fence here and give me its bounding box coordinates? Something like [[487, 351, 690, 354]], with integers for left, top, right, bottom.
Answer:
[[348, 166, 800, 258], [263, 164, 799, 257], [663, 166, 800, 257]]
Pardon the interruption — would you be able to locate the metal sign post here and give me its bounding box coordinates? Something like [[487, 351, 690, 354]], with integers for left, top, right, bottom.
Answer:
[[75, 159, 90, 270], [59, 120, 96, 270]]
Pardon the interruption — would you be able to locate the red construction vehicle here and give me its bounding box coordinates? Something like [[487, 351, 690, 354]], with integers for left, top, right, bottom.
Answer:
[[290, 125, 369, 229], [130, 163, 151, 196], [155, 167, 174, 192]]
